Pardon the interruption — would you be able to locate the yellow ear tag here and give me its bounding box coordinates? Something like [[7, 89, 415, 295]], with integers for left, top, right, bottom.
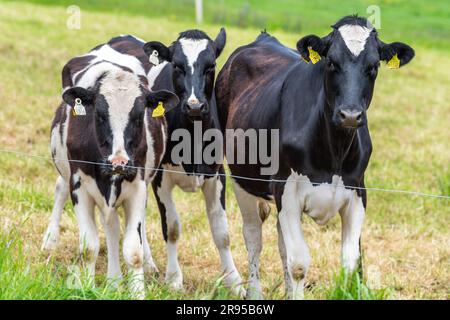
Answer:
[[308, 47, 321, 64], [387, 54, 400, 69], [152, 101, 165, 118]]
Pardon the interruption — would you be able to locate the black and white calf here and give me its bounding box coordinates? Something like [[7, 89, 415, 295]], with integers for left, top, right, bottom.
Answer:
[[216, 16, 414, 299], [142, 29, 243, 294], [42, 36, 178, 297]]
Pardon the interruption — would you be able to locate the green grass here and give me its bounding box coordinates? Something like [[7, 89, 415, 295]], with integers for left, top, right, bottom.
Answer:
[[1, 229, 387, 299], [326, 270, 391, 300], [0, 1, 448, 300], [13, 0, 450, 50]]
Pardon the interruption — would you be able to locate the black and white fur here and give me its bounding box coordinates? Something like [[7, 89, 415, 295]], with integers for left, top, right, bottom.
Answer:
[[216, 16, 414, 299], [42, 36, 178, 298], [142, 29, 244, 295]]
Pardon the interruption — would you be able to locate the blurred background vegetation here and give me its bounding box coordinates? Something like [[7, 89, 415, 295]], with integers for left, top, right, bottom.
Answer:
[[14, 0, 450, 50]]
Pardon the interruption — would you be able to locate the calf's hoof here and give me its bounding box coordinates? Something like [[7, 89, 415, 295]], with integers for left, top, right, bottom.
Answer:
[[245, 283, 264, 300], [144, 260, 159, 277], [41, 227, 60, 251], [166, 271, 184, 292], [223, 271, 246, 298]]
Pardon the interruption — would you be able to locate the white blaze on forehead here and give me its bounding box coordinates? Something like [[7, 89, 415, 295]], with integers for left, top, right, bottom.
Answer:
[[338, 24, 372, 56], [179, 38, 209, 74], [99, 69, 142, 161]]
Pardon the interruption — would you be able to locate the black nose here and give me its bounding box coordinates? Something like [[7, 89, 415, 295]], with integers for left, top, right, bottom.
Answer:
[[339, 109, 363, 128], [186, 99, 205, 116]]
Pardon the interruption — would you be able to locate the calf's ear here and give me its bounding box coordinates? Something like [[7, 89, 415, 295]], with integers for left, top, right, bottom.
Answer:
[[62, 87, 95, 106], [379, 41, 415, 68], [214, 27, 226, 58], [146, 90, 180, 113], [296, 34, 330, 63], [143, 41, 172, 64]]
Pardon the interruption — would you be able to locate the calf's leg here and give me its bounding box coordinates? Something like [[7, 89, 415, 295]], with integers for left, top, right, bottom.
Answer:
[[123, 180, 147, 299], [141, 218, 159, 276], [99, 208, 122, 283], [276, 181, 310, 300], [202, 173, 244, 297], [42, 175, 69, 251], [233, 180, 264, 299], [72, 185, 98, 284], [153, 173, 183, 290], [339, 191, 365, 274]]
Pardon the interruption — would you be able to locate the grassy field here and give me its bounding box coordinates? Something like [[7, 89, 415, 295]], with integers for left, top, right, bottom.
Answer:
[[0, 1, 449, 299]]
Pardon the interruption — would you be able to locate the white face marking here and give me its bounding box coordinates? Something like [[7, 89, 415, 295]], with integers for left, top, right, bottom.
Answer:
[[188, 87, 198, 104], [179, 38, 209, 75], [338, 24, 372, 57], [99, 70, 142, 162]]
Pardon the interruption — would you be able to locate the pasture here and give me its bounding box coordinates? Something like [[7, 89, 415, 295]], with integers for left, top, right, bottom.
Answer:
[[0, 1, 449, 299]]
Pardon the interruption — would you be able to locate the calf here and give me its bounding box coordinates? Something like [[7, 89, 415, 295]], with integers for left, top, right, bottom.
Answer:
[[216, 16, 414, 299], [42, 36, 178, 297], [142, 29, 243, 294]]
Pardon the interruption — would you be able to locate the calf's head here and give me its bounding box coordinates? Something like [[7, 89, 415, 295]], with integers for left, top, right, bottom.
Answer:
[[143, 28, 226, 121], [297, 16, 414, 129], [63, 69, 178, 178]]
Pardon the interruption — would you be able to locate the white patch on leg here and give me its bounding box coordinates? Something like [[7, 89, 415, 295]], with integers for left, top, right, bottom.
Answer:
[[122, 179, 147, 298], [232, 180, 264, 299], [278, 170, 365, 298], [99, 207, 122, 282], [72, 182, 99, 282], [340, 192, 365, 272], [156, 172, 183, 290], [42, 176, 69, 251], [179, 38, 208, 74], [141, 218, 159, 275], [278, 176, 310, 300], [338, 24, 372, 56], [202, 176, 244, 297]]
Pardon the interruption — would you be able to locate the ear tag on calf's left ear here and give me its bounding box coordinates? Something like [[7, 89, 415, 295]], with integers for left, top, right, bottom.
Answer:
[[152, 102, 165, 118], [149, 50, 159, 66], [308, 47, 321, 64], [387, 53, 400, 69], [73, 98, 86, 116]]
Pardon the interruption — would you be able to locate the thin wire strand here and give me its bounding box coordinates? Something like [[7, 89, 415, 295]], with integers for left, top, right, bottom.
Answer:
[[0, 148, 448, 200]]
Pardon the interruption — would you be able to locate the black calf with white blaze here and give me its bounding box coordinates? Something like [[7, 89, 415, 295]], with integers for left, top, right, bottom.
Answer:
[[216, 16, 414, 299], [142, 29, 243, 294], [43, 36, 178, 298]]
